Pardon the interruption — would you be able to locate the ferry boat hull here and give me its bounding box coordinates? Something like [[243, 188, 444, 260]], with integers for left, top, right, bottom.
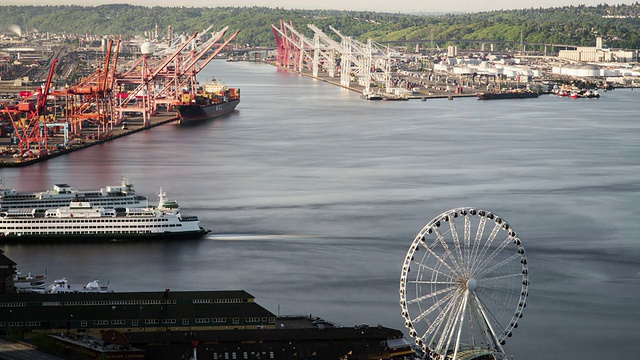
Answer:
[[0, 228, 210, 242]]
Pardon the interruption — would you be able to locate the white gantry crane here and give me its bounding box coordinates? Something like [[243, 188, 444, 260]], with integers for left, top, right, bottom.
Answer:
[[272, 22, 395, 95], [307, 24, 341, 78], [400, 208, 528, 360]]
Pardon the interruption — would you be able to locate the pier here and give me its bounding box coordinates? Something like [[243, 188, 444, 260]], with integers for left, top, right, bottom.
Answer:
[[295, 66, 477, 100], [0, 111, 179, 167]]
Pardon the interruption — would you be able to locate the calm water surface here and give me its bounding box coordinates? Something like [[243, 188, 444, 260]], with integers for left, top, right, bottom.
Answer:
[[2, 61, 640, 359]]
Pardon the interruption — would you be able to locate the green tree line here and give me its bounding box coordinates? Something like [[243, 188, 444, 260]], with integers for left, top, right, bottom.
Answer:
[[1, 3, 640, 49]]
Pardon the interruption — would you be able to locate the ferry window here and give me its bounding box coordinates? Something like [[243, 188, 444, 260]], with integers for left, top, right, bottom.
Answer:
[[182, 319, 189, 325], [132, 320, 138, 326], [233, 319, 239, 325]]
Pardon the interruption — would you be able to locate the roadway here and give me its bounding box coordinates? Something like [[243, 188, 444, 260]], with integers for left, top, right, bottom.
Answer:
[[0, 338, 65, 360]]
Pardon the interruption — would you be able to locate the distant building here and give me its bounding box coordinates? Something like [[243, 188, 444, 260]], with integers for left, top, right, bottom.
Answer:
[[558, 36, 636, 62], [447, 45, 457, 57]]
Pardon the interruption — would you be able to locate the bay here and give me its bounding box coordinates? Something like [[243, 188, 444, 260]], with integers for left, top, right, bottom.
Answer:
[[2, 60, 640, 359]]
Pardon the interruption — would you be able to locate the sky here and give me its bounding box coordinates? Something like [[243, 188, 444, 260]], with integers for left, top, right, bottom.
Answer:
[[4, 1, 639, 14]]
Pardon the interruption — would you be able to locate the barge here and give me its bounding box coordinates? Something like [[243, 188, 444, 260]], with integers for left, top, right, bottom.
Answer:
[[476, 90, 539, 100]]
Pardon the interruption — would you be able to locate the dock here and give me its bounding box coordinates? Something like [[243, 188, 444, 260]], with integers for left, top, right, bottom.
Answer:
[[0, 111, 179, 168], [292, 66, 477, 100]]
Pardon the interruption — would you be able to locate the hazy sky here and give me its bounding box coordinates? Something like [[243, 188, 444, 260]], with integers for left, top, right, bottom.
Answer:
[[5, 1, 639, 13]]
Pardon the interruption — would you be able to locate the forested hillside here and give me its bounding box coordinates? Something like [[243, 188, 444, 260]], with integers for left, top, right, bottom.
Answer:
[[2, 3, 640, 49]]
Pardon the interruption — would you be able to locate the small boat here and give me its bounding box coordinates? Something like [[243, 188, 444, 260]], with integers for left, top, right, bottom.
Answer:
[[46, 278, 113, 293], [361, 91, 383, 100], [13, 271, 48, 293]]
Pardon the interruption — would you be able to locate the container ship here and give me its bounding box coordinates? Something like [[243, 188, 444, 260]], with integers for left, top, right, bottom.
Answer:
[[176, 79, 240, 124], [0, 189, 209, 241], [0, 177, 147, 212]]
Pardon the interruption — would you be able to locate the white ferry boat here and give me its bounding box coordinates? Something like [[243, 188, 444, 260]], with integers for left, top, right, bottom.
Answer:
[[0, 189, 209, 241], [0, 177, 148, 212]]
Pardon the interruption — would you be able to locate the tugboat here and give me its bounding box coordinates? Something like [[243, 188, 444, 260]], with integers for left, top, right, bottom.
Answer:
[[361, 90, 383, 100]]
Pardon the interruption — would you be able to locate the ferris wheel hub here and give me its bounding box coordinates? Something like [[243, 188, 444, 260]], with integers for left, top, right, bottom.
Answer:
[[466, 278, 477, 291]]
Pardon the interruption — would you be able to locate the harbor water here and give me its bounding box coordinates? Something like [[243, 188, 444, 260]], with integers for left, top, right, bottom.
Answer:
[[2, 61, 640, 359]]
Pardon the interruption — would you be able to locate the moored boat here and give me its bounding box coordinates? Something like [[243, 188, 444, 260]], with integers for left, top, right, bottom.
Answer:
[[0, 189, 210, 242], [14, 271, 47, 293], [46, 278, 113, 293], [175, 79, 240, 124], [361, 91, 383, 100]]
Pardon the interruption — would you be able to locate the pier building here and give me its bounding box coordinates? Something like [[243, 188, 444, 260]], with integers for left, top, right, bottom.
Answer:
[[0, 250, 413, 359]]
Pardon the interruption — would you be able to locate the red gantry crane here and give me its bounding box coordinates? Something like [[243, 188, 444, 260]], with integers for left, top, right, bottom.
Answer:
[[62, 39, 121, 138], [0, 58, 58, 157]]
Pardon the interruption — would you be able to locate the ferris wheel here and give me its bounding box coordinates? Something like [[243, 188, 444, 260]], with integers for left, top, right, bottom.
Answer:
[[399, 208, 528, 360]]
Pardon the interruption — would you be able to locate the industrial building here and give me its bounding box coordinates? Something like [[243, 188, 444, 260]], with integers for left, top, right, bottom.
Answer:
[[558, 36, 636, 62]]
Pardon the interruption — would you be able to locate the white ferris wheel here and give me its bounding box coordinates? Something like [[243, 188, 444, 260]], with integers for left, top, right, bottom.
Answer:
[[399, 208, 528, 360]]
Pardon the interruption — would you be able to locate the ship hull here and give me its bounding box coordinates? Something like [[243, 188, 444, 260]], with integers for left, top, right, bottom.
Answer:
[[177, 99, 239, 124], [0, 228, 210, 242]]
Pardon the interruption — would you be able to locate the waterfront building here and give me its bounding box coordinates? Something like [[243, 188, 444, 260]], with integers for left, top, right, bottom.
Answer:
[[0, 290, 277, 337], [0, 251, 413, 359], [0, 249, 17, 294]]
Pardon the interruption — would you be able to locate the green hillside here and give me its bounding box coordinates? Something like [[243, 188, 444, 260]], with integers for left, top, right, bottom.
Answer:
[[1, 4, 640, 49]]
